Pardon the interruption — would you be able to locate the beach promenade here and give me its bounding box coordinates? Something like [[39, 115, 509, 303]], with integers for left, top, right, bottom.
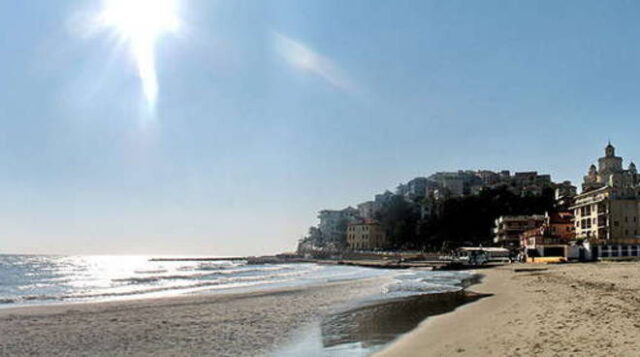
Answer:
[[378, 262, 640, 357]]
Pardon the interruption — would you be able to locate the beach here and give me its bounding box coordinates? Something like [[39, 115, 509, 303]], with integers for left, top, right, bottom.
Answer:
[[378, 261, 640, 357], [0, 255, 483, 356], [8, 260, 640, 356], [0, 276, 395, 356]]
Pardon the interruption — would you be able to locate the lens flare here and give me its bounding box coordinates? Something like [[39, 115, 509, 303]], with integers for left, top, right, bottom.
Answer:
[[97, 0, 180, 110]]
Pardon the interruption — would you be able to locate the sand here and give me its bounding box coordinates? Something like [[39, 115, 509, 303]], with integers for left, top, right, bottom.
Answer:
[[7, 262, 639, 357], [378, 262, 640, 357], [0, 277, 391, 357]]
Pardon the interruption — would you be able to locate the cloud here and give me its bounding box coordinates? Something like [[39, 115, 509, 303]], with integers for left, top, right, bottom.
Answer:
[[273, 32, 352, 92]]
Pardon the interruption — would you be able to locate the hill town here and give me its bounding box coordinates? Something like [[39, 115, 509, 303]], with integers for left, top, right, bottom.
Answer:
[[298, 142, 640, 262]]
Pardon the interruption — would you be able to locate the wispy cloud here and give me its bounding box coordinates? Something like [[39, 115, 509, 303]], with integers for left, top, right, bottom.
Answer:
[[273, 32, 352, 92]]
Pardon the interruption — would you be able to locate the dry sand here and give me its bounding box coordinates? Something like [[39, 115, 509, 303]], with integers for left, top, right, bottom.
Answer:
[[0, 277, 391, 357], [378, 262, 640, 357]]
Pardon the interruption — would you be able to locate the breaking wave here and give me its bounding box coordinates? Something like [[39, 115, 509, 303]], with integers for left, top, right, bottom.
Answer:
[[0, 255, 478, 308]]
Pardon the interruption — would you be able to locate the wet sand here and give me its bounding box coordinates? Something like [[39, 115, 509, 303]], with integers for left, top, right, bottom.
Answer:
[[318, 290, 487, 350], [378, 262, 640, 357], [0, 277, 392, 357]]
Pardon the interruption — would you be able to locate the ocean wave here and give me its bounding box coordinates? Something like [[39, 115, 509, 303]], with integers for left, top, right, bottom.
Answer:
[[63, 270, 309, 301], [134, 269, 168, 274], [176, 261, 239, 272], [0, 295, 62, 304], [382, 271, 474, 296], [196, 265, 233, 271], [112, 266, 297, 285], [383, 280, 462, 295], [0, 256, 385, 307]]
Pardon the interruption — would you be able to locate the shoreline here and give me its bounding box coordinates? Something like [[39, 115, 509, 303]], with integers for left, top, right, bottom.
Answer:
[[375, 267, 503, 356], [0, 267, 484, 356], [0, 276, 382, 316], [378, 262, 640, 356], [0, 276, 396, 356]]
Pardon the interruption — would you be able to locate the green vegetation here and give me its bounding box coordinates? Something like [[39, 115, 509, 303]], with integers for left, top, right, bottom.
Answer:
[[377, 186, 556, 251]]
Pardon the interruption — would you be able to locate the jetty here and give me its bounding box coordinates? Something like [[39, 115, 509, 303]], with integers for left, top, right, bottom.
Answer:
[[150, 257, 247, 262], [148, 252, 506, 270]]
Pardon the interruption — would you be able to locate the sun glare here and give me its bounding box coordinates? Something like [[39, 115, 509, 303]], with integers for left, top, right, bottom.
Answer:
[[97, 0, 180, 110]]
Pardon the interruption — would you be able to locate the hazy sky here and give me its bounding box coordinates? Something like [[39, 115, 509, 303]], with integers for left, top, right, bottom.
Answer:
[[2, 0, 640, 255]]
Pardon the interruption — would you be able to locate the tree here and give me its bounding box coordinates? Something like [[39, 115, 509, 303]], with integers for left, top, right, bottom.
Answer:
[[417, 186, 556, 250], [375, 195, 420, 249]]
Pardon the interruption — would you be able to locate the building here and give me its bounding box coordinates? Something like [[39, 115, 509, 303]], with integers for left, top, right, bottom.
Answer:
[[396, 177, 431, 200], [374, 191, 394, 205], [476, 170, 501, 186], [511, 172, 552, 196], [555, 181, 577, 211], [572, 143, 640, 241], [555, 181, 578, 200], [428, 171, 478, 197], [426, 170, 557, 199], [493, 214, 546, 249], [581, 142, 638, 193], [356, 201, 380, 220], [346, 220, 390, 250], [571, 143, 640, 259], [394, 169, 565, 207], [317, 207, 359, 244], [520, 211, 574, 259]]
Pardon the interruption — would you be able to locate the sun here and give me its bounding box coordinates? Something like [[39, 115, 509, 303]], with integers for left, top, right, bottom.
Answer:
[[97, 0, 180, 109]]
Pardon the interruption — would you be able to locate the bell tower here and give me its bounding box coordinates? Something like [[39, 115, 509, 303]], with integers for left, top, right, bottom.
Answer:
[[605, 141, 615, 157], [598, 141, 623, 185]]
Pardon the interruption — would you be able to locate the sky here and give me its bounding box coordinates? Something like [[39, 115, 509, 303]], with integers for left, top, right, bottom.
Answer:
[[2, 0, 640, 255]]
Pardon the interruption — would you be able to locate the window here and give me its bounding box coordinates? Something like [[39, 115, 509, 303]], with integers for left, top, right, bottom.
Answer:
[[599, 217, 607, 227], [612, 247, 619, 257], [614, 221, 620, 227], [622, 246, 629, 257]]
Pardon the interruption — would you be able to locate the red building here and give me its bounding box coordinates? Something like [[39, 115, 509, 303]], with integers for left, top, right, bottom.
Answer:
[[520, 212, 575, 259]]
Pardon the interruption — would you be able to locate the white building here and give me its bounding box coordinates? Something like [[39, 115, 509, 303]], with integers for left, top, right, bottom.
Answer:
[[572, 143, 640, 241]]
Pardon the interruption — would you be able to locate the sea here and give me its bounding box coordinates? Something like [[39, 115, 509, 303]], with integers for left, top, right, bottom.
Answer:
[[0, 254, 483, 356], [0, 254, 474, 307]]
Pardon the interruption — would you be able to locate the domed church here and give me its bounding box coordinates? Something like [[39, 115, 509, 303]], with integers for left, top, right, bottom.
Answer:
[[582, 142, 639, 194], [573, 143, 640, 259]]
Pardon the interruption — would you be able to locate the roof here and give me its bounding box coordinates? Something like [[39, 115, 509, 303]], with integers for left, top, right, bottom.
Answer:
[[548, 211, 573, 223]]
